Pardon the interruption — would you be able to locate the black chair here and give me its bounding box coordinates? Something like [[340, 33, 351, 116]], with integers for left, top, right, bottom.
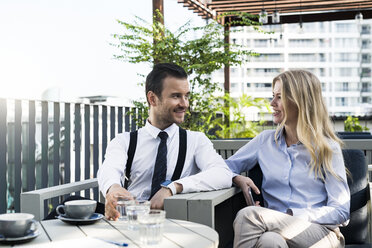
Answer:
[[246, 149, 371, 247], [340, 149, 371, 247]]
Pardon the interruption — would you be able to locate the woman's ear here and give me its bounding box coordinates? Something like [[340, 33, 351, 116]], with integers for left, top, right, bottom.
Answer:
[[147, 91, 157, 107]]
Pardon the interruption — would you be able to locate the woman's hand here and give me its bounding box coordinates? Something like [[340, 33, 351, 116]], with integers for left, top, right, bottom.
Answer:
[[233, 175, 261, 206]]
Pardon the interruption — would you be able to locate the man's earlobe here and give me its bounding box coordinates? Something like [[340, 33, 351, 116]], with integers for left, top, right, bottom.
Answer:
[[147, 91, 156, 106]]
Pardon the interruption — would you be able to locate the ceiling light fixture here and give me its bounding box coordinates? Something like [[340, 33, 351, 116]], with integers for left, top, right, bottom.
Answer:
[[355, 12, 363, 22], [298, 0, 304, 33], [273, 10, 280, 24], [259, 1, 268, 24], [356, 3, 363, 24], [272, 0, 280, 24]]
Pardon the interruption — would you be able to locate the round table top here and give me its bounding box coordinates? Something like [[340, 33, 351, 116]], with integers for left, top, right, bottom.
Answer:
[[2, 218, 219, 248]]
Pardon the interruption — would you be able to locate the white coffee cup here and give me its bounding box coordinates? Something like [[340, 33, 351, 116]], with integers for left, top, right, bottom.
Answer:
[[56, 200, 97, 219], [0, 213, 37, 238]]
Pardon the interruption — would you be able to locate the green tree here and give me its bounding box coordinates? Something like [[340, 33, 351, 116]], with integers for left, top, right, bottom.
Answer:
[[344, 116, 369, 132], [213, 94, 271, 138], [111, 12, 268, 138]]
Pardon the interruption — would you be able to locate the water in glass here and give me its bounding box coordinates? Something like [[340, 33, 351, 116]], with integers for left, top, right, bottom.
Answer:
[[138, 210, 166, 245], [126, 200, 150, 230]]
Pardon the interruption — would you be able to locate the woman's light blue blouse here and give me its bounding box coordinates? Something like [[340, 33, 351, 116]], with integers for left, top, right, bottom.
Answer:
[[225, 129, 350, 225]]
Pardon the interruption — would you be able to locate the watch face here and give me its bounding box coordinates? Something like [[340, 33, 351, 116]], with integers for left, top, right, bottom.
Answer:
[[161, 180, 172, 186]]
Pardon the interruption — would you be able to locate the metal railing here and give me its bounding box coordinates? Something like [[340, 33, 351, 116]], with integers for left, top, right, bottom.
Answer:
[[0, 98, 141, 214], [2, 97, 372, 215]]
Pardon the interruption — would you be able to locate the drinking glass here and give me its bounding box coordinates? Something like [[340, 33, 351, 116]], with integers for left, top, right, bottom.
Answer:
[[116, 199, 136, 221], [138, 210, 166, 245], [126, 200, 150, 230]]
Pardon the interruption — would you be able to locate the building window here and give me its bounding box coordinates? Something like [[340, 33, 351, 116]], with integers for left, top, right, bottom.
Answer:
[[349, 97, 360, 106], [319, 22, 326, 32], [335, 68, 358, 77], [362, 97, 371, 103], [303, 23, 317, 32], [335, 23, 356, 33], [361, 25, 371, 35], [335, 97, 347, 106], [248, 83, 272, 92], [319, 68, 325, 77], [362, 82, 371, 92], [335, 53, 358, 62], [231, 83, 239, 92], [362, 39, 371, 49], [362, 54, 371, 63], [335, 82, 349, 91], [319, 53, 326, 62], [335, 38, 358, 48], [254, 68, 281, 76], [288, 39, 316, 47], [362, 68, 371, 78], [321, 82, 326, 91], [288, 54, 315, 62], [254, 53, 284, 62], [254, 39, 268, 48]]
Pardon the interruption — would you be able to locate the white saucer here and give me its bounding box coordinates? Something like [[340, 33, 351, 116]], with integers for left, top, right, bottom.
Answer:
[[57, 213, 104, 225], [0, 229, 40, 244]]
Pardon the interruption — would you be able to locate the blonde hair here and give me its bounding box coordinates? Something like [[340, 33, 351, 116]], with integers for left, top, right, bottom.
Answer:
[[273, 70, 343, 181]]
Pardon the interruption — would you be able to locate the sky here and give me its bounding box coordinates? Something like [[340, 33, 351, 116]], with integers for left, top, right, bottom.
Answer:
[[0, 0, 204, 102]]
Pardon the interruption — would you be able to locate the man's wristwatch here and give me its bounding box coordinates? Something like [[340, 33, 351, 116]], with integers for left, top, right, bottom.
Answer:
[[161, 180, 177, 196]]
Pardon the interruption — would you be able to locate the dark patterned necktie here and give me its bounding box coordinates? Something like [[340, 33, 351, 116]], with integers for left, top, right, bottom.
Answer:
[[150, 131, 168, 198]]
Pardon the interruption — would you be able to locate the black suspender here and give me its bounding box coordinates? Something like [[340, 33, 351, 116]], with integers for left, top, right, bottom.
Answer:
[[172, 127, 187, 181], [123, 127, 187, 189], [123, 130, 138, 189]]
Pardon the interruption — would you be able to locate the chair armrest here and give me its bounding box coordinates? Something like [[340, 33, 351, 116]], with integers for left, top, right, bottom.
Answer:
[[369, 182, 372, 243], [164, 187, 243, 248], [164, 187, 241, 228], [20, 178, 98, 221]]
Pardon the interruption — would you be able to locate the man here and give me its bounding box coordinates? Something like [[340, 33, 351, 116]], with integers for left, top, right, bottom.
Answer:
[[98, 63, 232, 220]]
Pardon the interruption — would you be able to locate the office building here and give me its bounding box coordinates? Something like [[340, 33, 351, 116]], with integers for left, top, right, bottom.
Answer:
[[213, 19, 372, 120]]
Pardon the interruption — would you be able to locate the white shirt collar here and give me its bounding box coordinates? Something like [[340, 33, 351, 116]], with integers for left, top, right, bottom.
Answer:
[[144, 120, 178, 139]]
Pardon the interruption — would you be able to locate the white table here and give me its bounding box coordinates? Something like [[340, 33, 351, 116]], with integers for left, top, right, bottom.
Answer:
[[2, 218, 219, 248]]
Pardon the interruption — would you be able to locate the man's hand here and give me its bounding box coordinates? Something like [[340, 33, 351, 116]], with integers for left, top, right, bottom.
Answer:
[[150, 182, 183, 209], [233, 175, 261, 206], [150, 187, 172, 209], [105, 184, 135, 221]]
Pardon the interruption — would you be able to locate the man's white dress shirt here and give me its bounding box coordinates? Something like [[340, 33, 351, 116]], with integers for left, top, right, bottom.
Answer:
[[98, 121, 232, 200]]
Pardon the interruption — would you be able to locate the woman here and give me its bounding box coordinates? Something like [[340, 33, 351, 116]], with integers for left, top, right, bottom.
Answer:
[[226, 70, 350, 248]]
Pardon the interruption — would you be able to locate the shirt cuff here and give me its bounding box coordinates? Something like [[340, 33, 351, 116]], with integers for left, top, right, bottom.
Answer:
[[167, 182, 177, 196], [175, 177, 195, 193]]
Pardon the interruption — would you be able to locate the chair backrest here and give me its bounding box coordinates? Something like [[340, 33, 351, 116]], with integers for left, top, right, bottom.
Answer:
[[340, 149, 370, 244], [247, 149, 370, 245]]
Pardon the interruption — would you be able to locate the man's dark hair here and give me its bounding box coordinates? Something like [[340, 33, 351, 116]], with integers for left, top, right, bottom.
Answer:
[[145, 63, 187, 102]]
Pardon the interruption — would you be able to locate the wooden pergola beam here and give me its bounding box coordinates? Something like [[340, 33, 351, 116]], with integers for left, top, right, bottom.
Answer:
[[207, 0, 370, 9], [179, 0, 372, 22]]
